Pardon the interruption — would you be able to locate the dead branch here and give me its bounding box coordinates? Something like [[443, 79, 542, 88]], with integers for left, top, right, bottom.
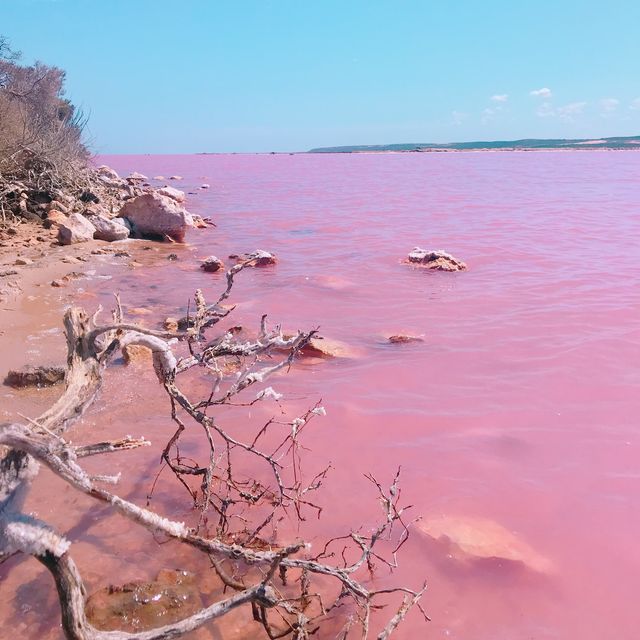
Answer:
[[0, 266, 427, 638]]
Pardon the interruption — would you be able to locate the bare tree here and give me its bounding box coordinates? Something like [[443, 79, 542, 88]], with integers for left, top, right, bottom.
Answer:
[[0, 260, 428, 639]]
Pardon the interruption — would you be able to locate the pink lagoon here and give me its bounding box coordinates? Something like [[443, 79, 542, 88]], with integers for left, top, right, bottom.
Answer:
[[2, 149, 639, 639]]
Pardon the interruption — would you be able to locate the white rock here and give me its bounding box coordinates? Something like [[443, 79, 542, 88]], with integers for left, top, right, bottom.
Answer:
[[157, 186, 186, 203], [118, 192, 193, 242], [57, 212, 96, 245]]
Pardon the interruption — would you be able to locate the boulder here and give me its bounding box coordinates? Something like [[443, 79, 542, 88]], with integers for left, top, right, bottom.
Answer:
[[230, 250, 277, 267], [200, 256, 224, 272], [118, 192, 193, 242], [200, 183, 210, 189], [299, 336, 355, 359], [157, 185, 186, 203], [4, 365, 65, 388], [85, 570, 202, 633], [406, 248, 467, 271], [126, 171, 148, 182], [152, 175, 165, 181], [87, 215, 130, 242], [417, 515, 553, 573], [57, 212, 96, 245], [168, 175, 183, 181]]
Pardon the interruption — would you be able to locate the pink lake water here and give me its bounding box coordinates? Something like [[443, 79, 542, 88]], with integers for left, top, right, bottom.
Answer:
[[2, 151, 640, 639]]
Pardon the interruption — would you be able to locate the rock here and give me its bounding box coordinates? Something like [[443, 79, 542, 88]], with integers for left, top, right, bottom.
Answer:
[[156, 186, 186, 203], [406, 248, 467, 271], [388, 335, 424, 344], [164, 317, 179, 332], [87, 215, 130, 241], [14, 257, 33, 266], [301, 337, 354, 359], [152, 175, 165, 181], [200, 256, 224, 272], [200, 183, 210, 189], [417, 515, 553, 574], [191, 214, 208, 228], [167, 253, 178, 261], [4, 365, 65, 388], [51, 279, 65, 287], [47, 200, 69, 214], [126, 171, 148, 182], [85, 569, 202, 633], [128, 307, 151, 316], [96, 165, 120, 180], [46, 209, 68, 226], [231, 250, 277, 267], [118, 192, 193, 242], [168, 175, 183, 181], [57, 212, 96, 245], [122, 344, 152, 365]]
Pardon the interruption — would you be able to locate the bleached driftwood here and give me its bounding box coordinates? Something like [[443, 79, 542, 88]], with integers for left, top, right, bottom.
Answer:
[[0, 259, 428, 639]]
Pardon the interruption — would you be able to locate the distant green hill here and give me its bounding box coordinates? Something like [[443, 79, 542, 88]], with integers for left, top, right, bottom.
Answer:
[[309, 136, 640, 153]]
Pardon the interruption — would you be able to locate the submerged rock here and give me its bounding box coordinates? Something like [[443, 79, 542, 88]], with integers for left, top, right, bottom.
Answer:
[[4, 365, 65, 388], [122, 344, 153, 365], [200, 256, 224, 272], [230, 250, 278, 267], [118, 192, 193, 242], [406, 248, 467, 271], [387, 334, 424, 344], [85, 569, 203, 633], [417, 515, 553, 573], [300, 336, 355, 359], [57, 212, 96, 245]]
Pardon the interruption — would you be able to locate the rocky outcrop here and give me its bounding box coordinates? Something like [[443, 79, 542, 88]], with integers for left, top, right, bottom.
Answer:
[[230, 250, 278, 267], [118, 192, 193, 242], [57, 212, 97, 245], [405, 248, 467, 271], [200, 256, 224, 272], [387, 334, 424, 344], [87, 215, 130, 241], [4, 365, 65, 388]]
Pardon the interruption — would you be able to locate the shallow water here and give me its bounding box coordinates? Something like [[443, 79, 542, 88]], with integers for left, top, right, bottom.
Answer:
[[2, 151, 640, 638]]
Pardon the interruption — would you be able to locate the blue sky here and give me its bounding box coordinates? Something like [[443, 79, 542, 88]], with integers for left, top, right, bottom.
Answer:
[[2, 0, 639, 152]]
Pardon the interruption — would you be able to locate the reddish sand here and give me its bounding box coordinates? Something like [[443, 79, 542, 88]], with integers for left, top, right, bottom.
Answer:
[[1, 151, 640, 639]]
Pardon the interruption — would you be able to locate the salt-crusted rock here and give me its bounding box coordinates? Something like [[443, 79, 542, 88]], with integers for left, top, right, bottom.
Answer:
[[417, 515, 553, 574], [200, 256, 224, 272], [157, 185, 186, 203], [118, 192, 193, 242], [87, 215, 130, 242], [406, 248, 467, 271], [122, 344, 152, 365], [85, 569, 203, 633], [200, 183, 210, 189], [152, 175, 165, 181], [169, 175, 183, 181], [4, 365, 65, 388], [57, 212, 96, 245]]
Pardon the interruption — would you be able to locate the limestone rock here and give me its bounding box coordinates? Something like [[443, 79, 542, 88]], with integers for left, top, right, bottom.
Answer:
[[96, 165, 120, 180], [164, 317, 179, 332], [118, 192, 193, 242], [200, 256, 224, 272], [157, 185, 186, 203], [4, 365, 65, 388], [417, 515, 553, 573], [406, 248, 467, 271], [57, 212, 96, 245], [87, 215, 130, 241]]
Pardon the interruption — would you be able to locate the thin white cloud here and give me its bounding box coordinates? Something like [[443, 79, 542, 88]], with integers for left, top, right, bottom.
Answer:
[[490, 94, 508, 102], [629, 98, 640, 111], [530, 87, 552, 98], [600, 98, 619, 113], [557, 101, 587, 121], [536, 102, 555, 118]]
